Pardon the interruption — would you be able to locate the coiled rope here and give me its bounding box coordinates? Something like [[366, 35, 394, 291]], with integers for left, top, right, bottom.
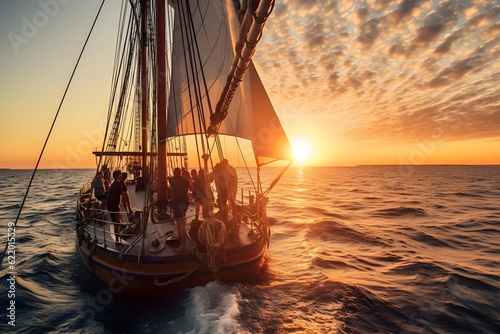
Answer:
[[195, 217, 228, 274], [155, 217, 228, 286]]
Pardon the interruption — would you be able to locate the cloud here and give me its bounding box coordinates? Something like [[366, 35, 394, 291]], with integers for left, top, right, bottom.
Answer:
[[255, 0, 500, 143], [392, 0, 430, 23], [434, 30, 463, 54], [357, 18, 383, 48]]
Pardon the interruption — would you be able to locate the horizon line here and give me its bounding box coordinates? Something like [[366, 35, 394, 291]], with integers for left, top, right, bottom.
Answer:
[[1, 164, 499, 170]]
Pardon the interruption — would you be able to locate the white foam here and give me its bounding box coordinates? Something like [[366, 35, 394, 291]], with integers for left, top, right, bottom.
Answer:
[[184, 281, 245, 334]]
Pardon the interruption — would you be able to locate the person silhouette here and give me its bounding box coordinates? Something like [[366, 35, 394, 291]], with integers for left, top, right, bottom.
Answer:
[[168, 167, 193, 252]]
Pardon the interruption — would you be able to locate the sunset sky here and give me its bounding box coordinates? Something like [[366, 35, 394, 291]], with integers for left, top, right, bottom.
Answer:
[[0, 0, 499, 169]]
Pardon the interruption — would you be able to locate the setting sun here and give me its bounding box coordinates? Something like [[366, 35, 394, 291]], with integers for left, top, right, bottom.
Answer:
[[292, 140, 312, 163]]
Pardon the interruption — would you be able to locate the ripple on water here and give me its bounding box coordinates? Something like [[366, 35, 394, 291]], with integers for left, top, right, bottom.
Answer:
[[306, 219, 388, 247], [373, 206, 427, 218]]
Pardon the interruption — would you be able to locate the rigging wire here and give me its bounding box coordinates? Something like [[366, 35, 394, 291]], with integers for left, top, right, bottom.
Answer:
[[184, 0, 212, 153], [234, 136, 258, 193], [98, 4, 137, 172], [177, 0, 202, 168], [182, 0, 207, 169], [0, 0, 107, 267], [121, 13, 141, 154], [106, 12, 139, 152]]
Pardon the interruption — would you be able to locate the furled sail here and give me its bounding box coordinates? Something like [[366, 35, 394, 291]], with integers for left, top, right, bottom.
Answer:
[[166, 0, 293, 165]]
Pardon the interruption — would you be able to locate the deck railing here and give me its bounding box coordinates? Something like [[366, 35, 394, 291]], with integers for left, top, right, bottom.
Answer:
[[77, 185, 271, 254], [78, 203, 145, 256]]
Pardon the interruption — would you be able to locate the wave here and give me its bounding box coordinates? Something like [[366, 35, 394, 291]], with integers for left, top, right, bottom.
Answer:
[[446, 272, 499, 293], [349, 188, 369, 193], [370, 252, 404, 263], [302, 206, 351, 220], [440, 273, 500, 332], [409, 230, 451, 248], [306, 220, 388, 247], [387, 260, 447, 278], [470, 227, 500, 235], [453, 220, 483, 228], [312, 257, 359, 271], [0, 203, 21, 211], [269, 204, 351, 222], [237, 279, 408, 333], [373, 206, 427, 218], [466, 205, 499, 211], [455, 192, 482, 198]]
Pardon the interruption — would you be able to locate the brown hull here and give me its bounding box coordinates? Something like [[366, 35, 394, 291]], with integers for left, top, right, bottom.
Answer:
[[76, 224, 267, 298]]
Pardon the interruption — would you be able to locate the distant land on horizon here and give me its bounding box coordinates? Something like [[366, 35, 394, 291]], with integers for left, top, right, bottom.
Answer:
[[355, 164, 500, 167]]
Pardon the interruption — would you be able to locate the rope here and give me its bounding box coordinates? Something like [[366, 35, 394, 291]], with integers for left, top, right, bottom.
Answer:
[[155, 217, 227, 285], [154, 263, 200, 286], [184, 0, 212, 141], [195, 217, 227, 273], [263, 160, 294, 196], [0, 0, 106, 267], [234, 136, 258, 194], [179, 0, 203, 167]]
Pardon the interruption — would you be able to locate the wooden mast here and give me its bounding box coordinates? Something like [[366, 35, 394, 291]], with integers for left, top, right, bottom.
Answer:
[[156, 0, 168, 206], [140, 0, 148, 185]]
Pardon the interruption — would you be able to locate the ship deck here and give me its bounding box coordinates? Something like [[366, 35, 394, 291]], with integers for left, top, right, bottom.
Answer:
[[82, 185, 254, 258]]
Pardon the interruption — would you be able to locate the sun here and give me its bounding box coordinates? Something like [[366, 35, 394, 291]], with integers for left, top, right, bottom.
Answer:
[[292, 140, 312, 163]]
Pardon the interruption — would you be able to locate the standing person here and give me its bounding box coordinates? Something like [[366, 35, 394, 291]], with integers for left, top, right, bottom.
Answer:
[[190, 169, 198, 182], [169, 167, 193, 252], [221, 159, 237, 209], [107, 170, 123, 244], [193, 169, 209, 221], [121, 172, 134, 215], [210, 163, 229, 221], [222, 159, 238, 238], [93, 171, 107, 200], [181, 167, 191, 180], [101, 165, 111, 188]]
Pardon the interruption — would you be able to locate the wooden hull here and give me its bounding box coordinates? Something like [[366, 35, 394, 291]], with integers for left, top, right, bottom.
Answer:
[[76, 222, 267, 298]]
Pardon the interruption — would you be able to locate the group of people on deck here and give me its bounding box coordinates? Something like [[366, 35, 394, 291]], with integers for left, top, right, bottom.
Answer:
[[93, 168, 134, 215], [92, 160, 237, 252], [92, 168, 134, 244], [170, 159, 238, 251]]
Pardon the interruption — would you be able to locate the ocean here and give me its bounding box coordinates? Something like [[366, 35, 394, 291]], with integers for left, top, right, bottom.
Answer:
[[0, 166, 499, 333]]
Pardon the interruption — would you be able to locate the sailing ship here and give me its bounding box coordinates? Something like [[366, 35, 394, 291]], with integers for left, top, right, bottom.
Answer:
[[76, 0, 294, 297]]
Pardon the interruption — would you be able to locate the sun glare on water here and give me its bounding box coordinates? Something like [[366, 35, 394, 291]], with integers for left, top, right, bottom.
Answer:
[[292, 140, 312, 163]]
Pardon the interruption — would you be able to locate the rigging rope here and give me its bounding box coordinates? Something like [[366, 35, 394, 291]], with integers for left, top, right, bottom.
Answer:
[[97, 4, 137, 173], [178, 0, 203, 168], [184, 0, 212, 146], [234, 136, 258, 193], [0, 0, 107, 267]]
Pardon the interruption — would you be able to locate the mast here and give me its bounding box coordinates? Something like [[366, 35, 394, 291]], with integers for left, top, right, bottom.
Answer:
[[156, 0, 168, 205], [140, 0, 148, 184]]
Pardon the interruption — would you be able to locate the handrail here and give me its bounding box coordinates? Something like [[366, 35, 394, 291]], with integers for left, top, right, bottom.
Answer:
[[79, 206, 141, 250], [78, 184, 271, 253]]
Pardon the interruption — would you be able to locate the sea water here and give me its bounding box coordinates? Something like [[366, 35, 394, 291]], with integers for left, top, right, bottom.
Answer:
[[0, 166, 499, 333]]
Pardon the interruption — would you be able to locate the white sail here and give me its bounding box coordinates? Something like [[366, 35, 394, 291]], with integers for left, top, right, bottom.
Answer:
[[166, 0, 293, 165]]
